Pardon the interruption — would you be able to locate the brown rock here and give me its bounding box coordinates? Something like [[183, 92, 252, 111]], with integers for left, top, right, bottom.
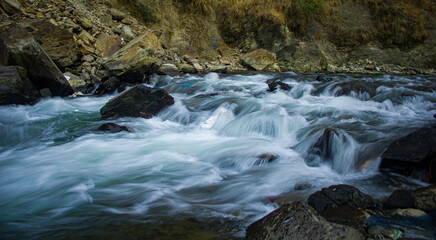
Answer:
[[0, 66, 40, 105], [241, 49, 277, 71], [110, 8, 126, 21], [0, 0, 23, 15], [95, 33, 122, 58]]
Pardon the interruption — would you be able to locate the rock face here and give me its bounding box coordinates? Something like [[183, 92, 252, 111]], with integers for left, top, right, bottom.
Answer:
[[103, 31, 163, 83], [246, 201, 364, 240], [241, 49, 277, 71], [28, 20, 81, 69], [100, 85, 174, 119], [308, 184, 380, 213], [380, 126, 436, 183], [0, 65, 40, 105], [0, 23, 74, 97]]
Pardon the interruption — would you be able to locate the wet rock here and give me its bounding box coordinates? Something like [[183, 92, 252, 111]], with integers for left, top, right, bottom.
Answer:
[[315, 75, 332, 83], [103, 31, 163, 83], [97, 122, 132, 133], [110, 8, 126, 21], [241, 49, 277, 71], [320, 205, 370, 229], [179, 64, 197, 74], [305, 128, 337, 167], [100, 84, 174, 119], [246, 201, 364, 240], [0, 0, 23, 15], [308, 184, 380, 213], [0, 66, 40, 105], [385, 186, 436, 213], [380, 126, 436, 183], [333, 81, 375, 98], [157, 63, 179, 76], [64, 72, 86, 92], [95, 33, 122, 58], [266, 79, 291, 91], [294, 182, 313, 191], [385, 189, 415, 209], [28, 20, 81, 69], [0, 23, 74, 97], [94, 76, 125, 96], [256, 154, 278, 164]]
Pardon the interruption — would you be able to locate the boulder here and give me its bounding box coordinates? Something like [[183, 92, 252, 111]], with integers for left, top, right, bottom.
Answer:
[[0, 23, 74, 97], [241, 49, 277, 71], [266, 79, 291, 91], [0, 66, 40, 105], [100, 84, 174, 119], [179, 64, 197, 74], [0, 0, 23, 15], [308, 184, 380, 213], [157, 63, 179, 76], [28, 20, 81, 69], [94, 77, 125, 96], [384, 186, 436, 213], [64, 72, 86, 92], [380, 126, 436, 183], [207, 65, 227, 73], [110, 8, 126, 21], [103, 31, 163, 83], [97, 123, 132, 133], [95, 33, 122, 58], [320, 205, 370, 230], [245, 202, 364, 240]]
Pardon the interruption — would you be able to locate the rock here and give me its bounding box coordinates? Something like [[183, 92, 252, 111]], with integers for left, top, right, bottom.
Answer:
[[100, 85, 174, 119], [82, 55, 94, 63], [294, 182, 313, 191], [245, 202, 364, 240], [256, 154, 278, 164], [385, 189, 415, 209], [103, 31, 163, 83], [389, 208, 427, 218], [241, 49, 277, 71], [27, 20, 81, 69], [0, 23, 74, 97], [97, 122, 131, 133], [320, 205, 370, 229], [81, 18, 92, 29], [64, 19, 80, 32], [0, 0, 23, 15], [207, 65, 227, 73], [0, 66, 40, 105], [64, 72, 86, 92], [79, 30, 95, 45], [305, 128, 337, 167], [121, 26, 135, 42], [315, 75, 332, 83], [94, 76, 124, 96], [110, 8, 126, 21], [179, 64, 197, 74], [266, 79, 291, 91], [380, 126, 436, 183], [308, 184, 380, 213], [157, 63, 179, 76], [192, 62, 204, 73], [95, 33, 122, 58], [385, 186, 436, 213], [333, 81, 375, 98]]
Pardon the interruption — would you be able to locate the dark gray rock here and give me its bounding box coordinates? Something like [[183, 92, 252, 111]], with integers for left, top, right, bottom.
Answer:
[[97, 123, 132, 133], [94, 77, 125, 96], [246, 201, 364, 240], [266, 79, 291, 91], [0, 23, 74, 97], [100, 85, 174, 119], [0, 66, 40, 105], [333, 81, 375, 98]]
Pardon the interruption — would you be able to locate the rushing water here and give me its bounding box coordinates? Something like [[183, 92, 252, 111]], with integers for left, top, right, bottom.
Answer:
[[0, 73, 435, 239]]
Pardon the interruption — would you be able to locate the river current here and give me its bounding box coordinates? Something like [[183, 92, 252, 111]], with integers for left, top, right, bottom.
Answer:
[[1, 73, 435, 239]]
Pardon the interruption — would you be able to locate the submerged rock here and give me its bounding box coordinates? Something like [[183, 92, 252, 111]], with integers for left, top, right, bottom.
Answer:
[[266, 79, 291, 91], [246, 202, 364, 240], [0, 66, 40, 105], [333, 81, 375, 98], [0, 23, 74, 97], [241, 49, 277, 71], [380, 126, 436, 183], [100, 84, 174, 119], [97, 123, 132, 133]]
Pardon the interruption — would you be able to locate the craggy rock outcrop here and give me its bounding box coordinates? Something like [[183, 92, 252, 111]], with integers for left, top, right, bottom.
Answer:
[[380, 126, 436, 183], [97, 122, 132, 133], [0, 23, 74, 97], [241, 49, 277, 71], [246, 201, 364, 240], [103, 31, 163, 83], [27, 20, 81, 69], [0, 65, 40, 105], [100, 84, 174, 119]]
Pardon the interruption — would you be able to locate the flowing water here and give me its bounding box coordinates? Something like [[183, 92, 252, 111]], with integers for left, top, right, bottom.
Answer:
[[0, 73, 435, 239]]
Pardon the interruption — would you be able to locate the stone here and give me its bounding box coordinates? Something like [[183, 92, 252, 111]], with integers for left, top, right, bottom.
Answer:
[[79, 30, 95, 45], [179, 64, 197, 74], [315, 75, 332, 83], [207, 65, 227, 73], [82, 55, 94, 63], [81, 18, 92, 29], [0, 66, 40, 105], [100, 85, 174, 119], [385, 189, 415, 209], [97, 122, 132, 133], [192, 62, 204, 73], [413, 186, 436, 212], [157, 63, 179, 76], [380, 126, 436, 183], [64, 18, 80, 32], [320, 205, 370, 229], [245, 202, 364, 240], [308, 184, 380, 213], [95, 33, 122, 58], [241, 49, 277, 71], [64, 72, 86, 92], [266, 79, 291, 91], [28, 20, 81, 69], [0, 23, 74, 97], [110, 8, 126, 21], [333, 81, 375, 98], [94, 77, 124, 96], [0, 0, 23, 15], [121, 26, 135, 42], [103, 31, 163, 83], [389, 208, 427, 218]]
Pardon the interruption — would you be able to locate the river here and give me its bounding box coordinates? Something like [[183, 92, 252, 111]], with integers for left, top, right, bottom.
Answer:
[[0, 72, 435, 239]]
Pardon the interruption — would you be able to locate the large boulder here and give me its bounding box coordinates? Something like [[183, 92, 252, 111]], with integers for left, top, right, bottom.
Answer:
[[380, 126, 436, 183], [0, 23, 74, 97], [246, 202, 364, 240], [385, 186, 436, 213], [241, 49, 277, 71], [100, 85, 174, 119], [28, 20, 81, 69], [308, 184, 380, 214], [103, 31, 163, 83], [0, 65, 40, 105]]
